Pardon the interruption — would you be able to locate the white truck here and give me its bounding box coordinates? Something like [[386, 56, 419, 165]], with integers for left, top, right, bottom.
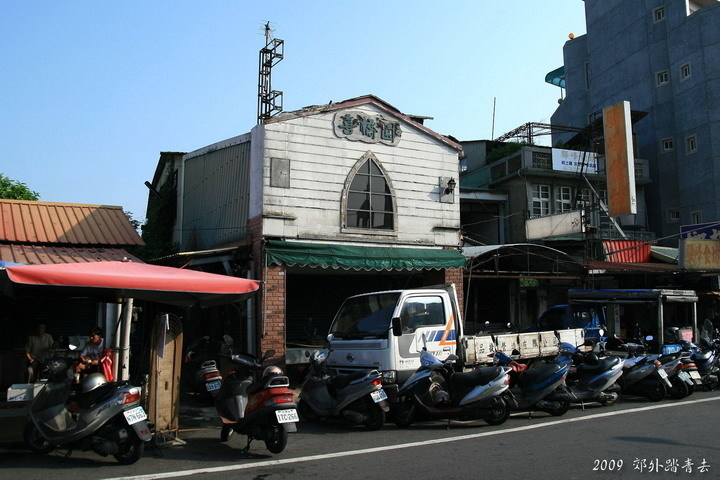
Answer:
[[325, 284, 585, 402]]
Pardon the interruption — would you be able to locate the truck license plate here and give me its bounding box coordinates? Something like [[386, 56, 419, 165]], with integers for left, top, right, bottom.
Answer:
[[123, 406, 148, 425], [371, 389, 388, 403], [275, 409, 299, 424], [206, 380, 222, 391]]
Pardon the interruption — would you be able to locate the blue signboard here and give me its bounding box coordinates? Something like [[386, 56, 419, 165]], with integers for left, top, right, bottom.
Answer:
[[680, 222, 720, 240]]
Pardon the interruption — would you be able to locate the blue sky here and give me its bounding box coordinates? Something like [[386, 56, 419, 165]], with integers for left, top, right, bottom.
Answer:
[[1, 1, 586, 224]]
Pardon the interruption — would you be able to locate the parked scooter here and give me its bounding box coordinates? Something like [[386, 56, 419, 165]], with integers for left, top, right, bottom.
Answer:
[[214, 344, 298, 454], [554, 342, 623, 406], [298, 349, 389, 430], [687, 319, 720, 391], [492, 351, 570, 416], [393, 347, 515, 428], [611, 336, 673, 401], [23, 359, 152, 464], [184, 335, 223, 400]]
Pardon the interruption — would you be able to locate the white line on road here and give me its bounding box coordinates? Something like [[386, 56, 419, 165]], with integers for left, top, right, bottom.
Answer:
[[104, 396, 720, 480]]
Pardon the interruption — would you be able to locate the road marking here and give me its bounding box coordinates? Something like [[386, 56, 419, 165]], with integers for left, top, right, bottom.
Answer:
[[103, 395, 720, 480]]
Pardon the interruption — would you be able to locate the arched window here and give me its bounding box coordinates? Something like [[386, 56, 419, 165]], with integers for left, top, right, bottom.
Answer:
[[343, 152, 395, 230]]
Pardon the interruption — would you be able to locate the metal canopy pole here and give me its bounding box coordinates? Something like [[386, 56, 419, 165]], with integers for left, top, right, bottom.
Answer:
[[120, 297, 134, 381]]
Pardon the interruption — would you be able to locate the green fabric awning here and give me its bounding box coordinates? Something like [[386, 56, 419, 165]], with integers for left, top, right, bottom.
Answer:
[[265, 240, 466, 271]]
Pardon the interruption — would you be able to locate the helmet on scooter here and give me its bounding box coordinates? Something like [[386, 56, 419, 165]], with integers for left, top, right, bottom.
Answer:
[[47, 359, 68, 382], [82, 373, 108, 394], [263, 366, 283, 377]]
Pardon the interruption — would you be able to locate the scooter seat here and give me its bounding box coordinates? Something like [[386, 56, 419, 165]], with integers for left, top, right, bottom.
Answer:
[[330, 370, 369, 391], [578, 356, 621, 372], [451, 367, 503, 388]]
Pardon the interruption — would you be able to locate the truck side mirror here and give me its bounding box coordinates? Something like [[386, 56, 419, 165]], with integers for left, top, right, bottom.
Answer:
[[391, 317, 402, 337]]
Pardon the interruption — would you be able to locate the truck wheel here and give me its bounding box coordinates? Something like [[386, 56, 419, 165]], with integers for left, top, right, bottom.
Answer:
[[24, 422, 54, 454], [483, 398, 510, 426], [393, 401, 415, 428], [264, 425, 288, 454]]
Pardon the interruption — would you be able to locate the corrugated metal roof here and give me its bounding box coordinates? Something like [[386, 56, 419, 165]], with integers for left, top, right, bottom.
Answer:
[[0, 199, 143, 246], [602, 240, 651, 263], [0, 244, 141, 264]]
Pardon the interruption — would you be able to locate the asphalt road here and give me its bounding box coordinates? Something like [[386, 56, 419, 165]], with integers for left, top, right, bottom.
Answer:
[[2, 390, 719, 480]]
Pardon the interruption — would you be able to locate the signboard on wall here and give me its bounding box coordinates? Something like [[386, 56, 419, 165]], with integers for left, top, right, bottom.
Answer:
[[551, 148, 598, 174], [680, 239, 720, 270], [680, 222, 720, 240], [603, 101, 637, 216], [526, 211, 584, 240], [333, 110, 402, 146]]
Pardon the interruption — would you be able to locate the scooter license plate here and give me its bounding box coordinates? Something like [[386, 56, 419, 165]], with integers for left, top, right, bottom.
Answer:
[[275, 409, 299, 424], [677, 371, 691, 382], [371, 389, 388, 403], [123, 406, 148, 425], [658, 369, 668, 379], [206, 380, 222, 392], [689, 371, 702, 382]]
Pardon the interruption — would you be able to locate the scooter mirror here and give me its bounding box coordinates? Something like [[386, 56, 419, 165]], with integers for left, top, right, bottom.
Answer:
[[68, 344, 78, 351], [645, 335, 654, 341], [598, 329, 605, 337], [262, 349, 276, 361], [223, 334, 233, 345]]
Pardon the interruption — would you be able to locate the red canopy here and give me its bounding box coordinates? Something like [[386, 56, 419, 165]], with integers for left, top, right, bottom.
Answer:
[[1, 260, 260, 307]]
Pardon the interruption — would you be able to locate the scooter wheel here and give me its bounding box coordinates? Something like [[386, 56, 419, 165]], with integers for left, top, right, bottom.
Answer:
[[363, 403, 386, 431], [23, 421, 54, 454], [644, 379, 667, 402], [544, 399, 570, 417], [483, 398, 510, 426], [220, 424, 234, 442], [669, 377, 689, 399], [113, 435, 145, 465], [393, 401, 415, 428], [264, 425, 288, 454]]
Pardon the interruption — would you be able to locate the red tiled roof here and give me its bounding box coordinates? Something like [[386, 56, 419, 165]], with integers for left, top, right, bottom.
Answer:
[[0, 244, 142, 265], [0, 199, 143, 246]]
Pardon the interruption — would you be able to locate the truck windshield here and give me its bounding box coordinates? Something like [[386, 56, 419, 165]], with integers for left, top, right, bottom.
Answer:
[[330, 292, 400, 339]]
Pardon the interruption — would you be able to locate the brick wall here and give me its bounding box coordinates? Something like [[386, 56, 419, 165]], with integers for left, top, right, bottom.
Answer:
[[248, 215, 286, 366]]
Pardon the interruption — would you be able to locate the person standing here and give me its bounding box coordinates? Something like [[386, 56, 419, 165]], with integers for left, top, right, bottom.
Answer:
[[25, 323, 55, 382]]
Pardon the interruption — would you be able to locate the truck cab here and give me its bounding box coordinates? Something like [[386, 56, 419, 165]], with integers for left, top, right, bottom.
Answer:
[[325, 286, 460, 402]]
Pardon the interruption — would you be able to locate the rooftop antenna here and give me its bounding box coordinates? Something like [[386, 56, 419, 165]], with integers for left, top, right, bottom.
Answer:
[[257, 21, 284, 124]]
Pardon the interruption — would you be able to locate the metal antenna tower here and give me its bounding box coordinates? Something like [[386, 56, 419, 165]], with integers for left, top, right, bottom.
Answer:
[[257, 22, 284, 124]]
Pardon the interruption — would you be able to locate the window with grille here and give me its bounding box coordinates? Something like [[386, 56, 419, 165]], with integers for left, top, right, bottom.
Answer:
[[662, 138, 674, 151], [686, 135, 697, 154], [532, 184, 551, 217], [344, 153, 394, 230], [532, 151, 552, 169], [669, 209, 680, 222]]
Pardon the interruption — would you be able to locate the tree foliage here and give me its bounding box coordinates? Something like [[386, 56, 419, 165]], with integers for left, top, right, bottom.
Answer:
[[0, 173, 40, 200]]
